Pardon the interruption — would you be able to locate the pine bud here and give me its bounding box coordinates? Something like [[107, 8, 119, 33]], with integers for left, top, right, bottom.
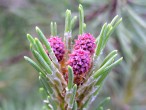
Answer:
[[74, 33, 96, 55], [68, 49, 91, 84], [47, 37, 65, 62]]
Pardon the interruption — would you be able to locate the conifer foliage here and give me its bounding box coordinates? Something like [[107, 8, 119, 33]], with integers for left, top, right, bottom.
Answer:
[[24, 4, 122, 110]]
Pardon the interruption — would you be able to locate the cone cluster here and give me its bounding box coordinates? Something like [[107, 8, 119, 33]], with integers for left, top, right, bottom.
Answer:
[[47, 33, 96, 84], [24, 4, 122, 110]]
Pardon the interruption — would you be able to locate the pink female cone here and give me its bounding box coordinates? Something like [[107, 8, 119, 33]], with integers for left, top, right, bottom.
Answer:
[[48, 37, 65, 62], [68, 49, 91, 84], [74, 33, 96, 55]]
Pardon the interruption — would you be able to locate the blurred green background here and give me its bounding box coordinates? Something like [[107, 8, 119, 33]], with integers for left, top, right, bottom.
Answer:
[[0, 0, 146, 110]]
